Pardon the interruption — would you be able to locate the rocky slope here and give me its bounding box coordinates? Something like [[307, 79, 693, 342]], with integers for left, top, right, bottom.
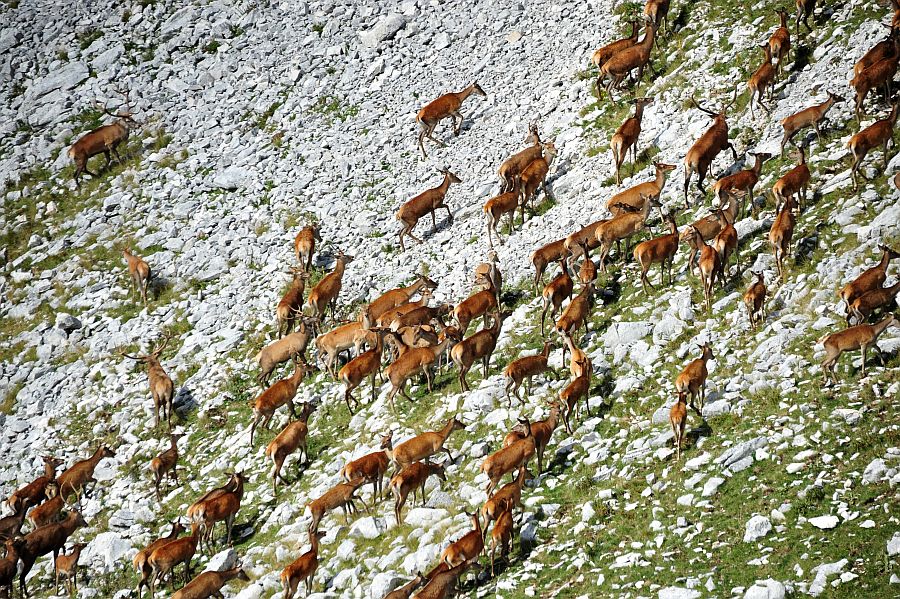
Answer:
[[1, 0, 899, 597]]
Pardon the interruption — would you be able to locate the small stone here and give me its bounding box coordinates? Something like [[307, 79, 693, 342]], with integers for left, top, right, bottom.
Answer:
[[744, 515, 772, 542], [888, 531, 900, 556], [808, 515, 839, 530]]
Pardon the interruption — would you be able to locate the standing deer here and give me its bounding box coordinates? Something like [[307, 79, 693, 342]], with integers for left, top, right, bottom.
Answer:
[[611, 97, 654, 184], [497, 123, 542, 192], [848, 99, 899, 191], [123, 247, 152, 305], [769, 8, 792, 77], [294, 223, 321, 272], [779, 92, 843, 154], [747, 44, 776, 118], [306, 251, 354, 323], [598, 21, 658, 100], [416, 82, 487, 157], [683, 90, 738, 205], [122, 333, 175, 429], [68, 89, 140, 187]]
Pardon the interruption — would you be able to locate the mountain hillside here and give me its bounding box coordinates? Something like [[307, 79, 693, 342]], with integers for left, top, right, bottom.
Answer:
[[1, 0, 899, 598]]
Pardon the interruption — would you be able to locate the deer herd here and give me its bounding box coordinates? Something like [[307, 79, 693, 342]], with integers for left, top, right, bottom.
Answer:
[[2, 1, 899, 598]]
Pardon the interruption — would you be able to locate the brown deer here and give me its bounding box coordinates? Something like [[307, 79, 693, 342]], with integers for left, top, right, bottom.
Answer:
[[339, 328, 388, 413], [195, 472, 245, 550], [849, 280, 900, 324], [172, 564, 250, 599], [362, 275, 438, 328], [819, 314, 899, 384], [503, 341, 553, 406], [540, 260, 574, 337], [249, 361, 314, 444], [384, 572, 426, 599], [561, 361, 592, 434], [68, 90, 140, 187], [769, 8, 792, 77], [748, 44, 776, 118], [670, 393, 688, 461], [848, 99, 899, 191], [340, 431, 395, 504], [518, 142, 558, 218], [453, 272, 500, 334], [591, 20, 639, 69], [772, 145, 810, 213], [531, 238, 569, 293], [779, 92, 843, 154], [554, 282, 595, 345], [306, 251, 354, 322], [148, 522, 202, 595], [439, 511, 483, 570], [838, 245, 900, 320], [484, 191, 522, 248], [851, 49, 900, 123], [307, 479, 364, 533], [392, 417, 466, 472], [276, 269, 310, 338], [481, 418, 535, 497], [134, 521, 185, 599], [796, 0, 815, 34], [644, 0, 671, 34], [397, 169, 462, 251], [497, 123, 542, 192], [18, 511, 87, 597], [744, 271, 768, 329], [596, 195, 661, 272], [712, 152, 770, 219], [265, 402, 316, 494], [315, 321, 377, 378], [151, 433, 183, 501], [577, 240, 598, 286], [503, 402, 561, 474], [598, 21, 658, 100], [6, 455, 64, 513], [713, 209, 738, 275], [481, 465, 531, 532], [27, 481, 63, 528], [0, 538, 26, 598], [683, 89, 738, 205], [56, 444, 117, 503], [489, 509, 514, 576], [54, 541, 88, 595], [122, 333, 175, 429], [769, 195, 796, 280], [383, 334, 455, 409], [281, 531, 326, 598], [255, 317, 318, 386], [451, 311, 506, 392], [606, 162, 675, 214], [611, 97, 654, 184], [633, 210, 679, 292], [389, 460, 446, 525], [123, 247, 152, 305], [294, 223, 321, 272], [675, 344, 714, 417], [416, 82, 487, 158]]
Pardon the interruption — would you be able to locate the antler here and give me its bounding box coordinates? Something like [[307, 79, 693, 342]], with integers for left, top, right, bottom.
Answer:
[[151, 332, 173, 357], [723, 85, 738, 113], [120, 349, 144, 360], [690, 94, 717, 117], [95, 99, 118, 118]]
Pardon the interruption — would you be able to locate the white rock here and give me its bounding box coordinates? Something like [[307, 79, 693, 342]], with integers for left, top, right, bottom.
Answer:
[[743, 578, 786, 599], [349, 516, 387, 539], [808, 515, 839, 530], [658, 587, 701, 599], [743, 515, 772, 542], [862, 458, 887, 484], [359, 14, 406, 48], [887, 531, 900, 556]]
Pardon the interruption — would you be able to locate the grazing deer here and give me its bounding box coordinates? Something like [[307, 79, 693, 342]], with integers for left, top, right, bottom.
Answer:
[[683, 90, 738, 205], [748, 44, 776, 118], [611, 97, 654, 184], [416, 82, 487, 157], [397, 169, 462, 251], [819, 314, 899, 384], [306, 251, 354, 323], [123, 247, 152, 305], [744, 271, 768, 329], [779, 92, 843, 154], [294, 223, 321, 272], [848, 99, 899, 191], [68, 89, 140, 187], [675, 343, 714, 417], [122, 333, 175, 429]]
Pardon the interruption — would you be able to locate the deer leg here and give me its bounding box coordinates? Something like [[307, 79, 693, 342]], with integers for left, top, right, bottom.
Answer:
[[451, 111, 464, 135]]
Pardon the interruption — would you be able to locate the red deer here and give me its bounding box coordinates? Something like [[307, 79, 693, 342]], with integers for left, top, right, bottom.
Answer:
[[397, 170, 462, 251], [122, 333, 175, 429], [675, 344, 714, 416], [819, 314, 899, 384], [123, 247, 152, 305], [683, 89, 738, 205], [68, 90, 140, 187], [416, 82, 487, 158], [611, 97, 655, 183], [294, 223, 321, 272]]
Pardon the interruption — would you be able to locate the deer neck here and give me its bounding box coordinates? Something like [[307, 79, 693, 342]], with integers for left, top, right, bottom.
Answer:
[[667, 219, 678, 236], [634, 102, 646, 122], [873, 315, 895, 337], [779, 12, 788, 27], [404, 279, 425, 299], [87, 447, 105, 469], [752, 155, 765, 175], [642, 24, 655, 49], [640, 198, 654, 223], [437, 419, 455, 442], [654, 166, 668, 190], [44, 460, 58, 479], [333, 258, 347, 279], [458, 84, 478, 102]]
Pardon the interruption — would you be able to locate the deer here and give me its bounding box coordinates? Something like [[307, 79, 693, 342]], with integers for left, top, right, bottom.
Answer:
[[712, 152, 770, 219], [18, 511, 87, 597], [276, 269, 310, 338], [454, 272, 499, 334], [675, 343, 714, 417], [769, 195, 796, 280], [0, 500, 26, 543], [340, 431, 395, 505], [122, 333, 175, 429], [265, 402, 316, 494], [411, 559, 474, 599], [564, 220, 612, 264], [249, 361, 314, 444], [633, 210, 679, 292], [773, 145, 810, 213], [481, 418, 535, 497], [531, 238, 569, 293], [562, 330, 591, 379], [503, 402, 561, 474], [390, 460, 446, 525], [497, 123, 542, 192], [27, 481, 63, 529], [0, 538, 26, 598], [540, 260, 574, 337], [854, 27, 900, 77], [294, 223, 322, 272], [670, 392, 688, 461], [385, 573, 427, 599], [683, 89, 738, 205], [306, 251, 354, 323], [591, 20, 639, 69], [503, 341, 553, 407], [315, 321, 377, 378], [186, 474, 239, 528], [681, 188, 740, 260], [819, 314, 900, 384], [416, 82, 487, 158], [779, 92, 844, 154], [123, 247, 152, 305], [149, 522, 202, 595], [744, 271, 768, 329], [769, 8, 792, 77], [851, 49, 900, 123], [68, 89, 140, 187], [392, 417, 466, 472], [397, 169, 462, 250], [644, 0, 670, 34], [194, 472, 245, 550], [713, 209, 738, 275], [606, 162, 676, 214], [611, 97, 654, 184], [849, 280, 900, 324], [838, 245, 900, 319], [451, 311, 506, 392], [281, 531, 326, 599], [383, 334, 455, 409], [598, 20, 658, 100], [134, 521, 185, 599], [518, 141, 559, 218], [481, 465, 531, 533], [555, 282, 595, 345], [54, 541, 88, 595], [362, 275, 439, 328], [489, 508, 514, 576], [6, 455, 64, 513], [56, 444, 117, 503], [150, 432, 182, 501], [255, 317, 318, 386], [848, 99, 899, 191], [576, 240, 598, 286], [339, 328, 388, 414], [748, 44, 776, 118], [390, 302, 452, 331], [440, 511, 483, 570], [683, 224, 722, 311], [307, 478, 364, 533], [796, 0, 815, 34], [484, 190, 521, 247], [172, 565, 250, 599], [561, 360, 592, 434], [596, 194, 661, 272], [474, 249, 503, 299], [374, 289, 435, 329]]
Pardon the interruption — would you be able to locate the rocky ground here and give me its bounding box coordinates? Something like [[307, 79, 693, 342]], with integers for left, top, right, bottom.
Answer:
[[1, 0, 899, 597]]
